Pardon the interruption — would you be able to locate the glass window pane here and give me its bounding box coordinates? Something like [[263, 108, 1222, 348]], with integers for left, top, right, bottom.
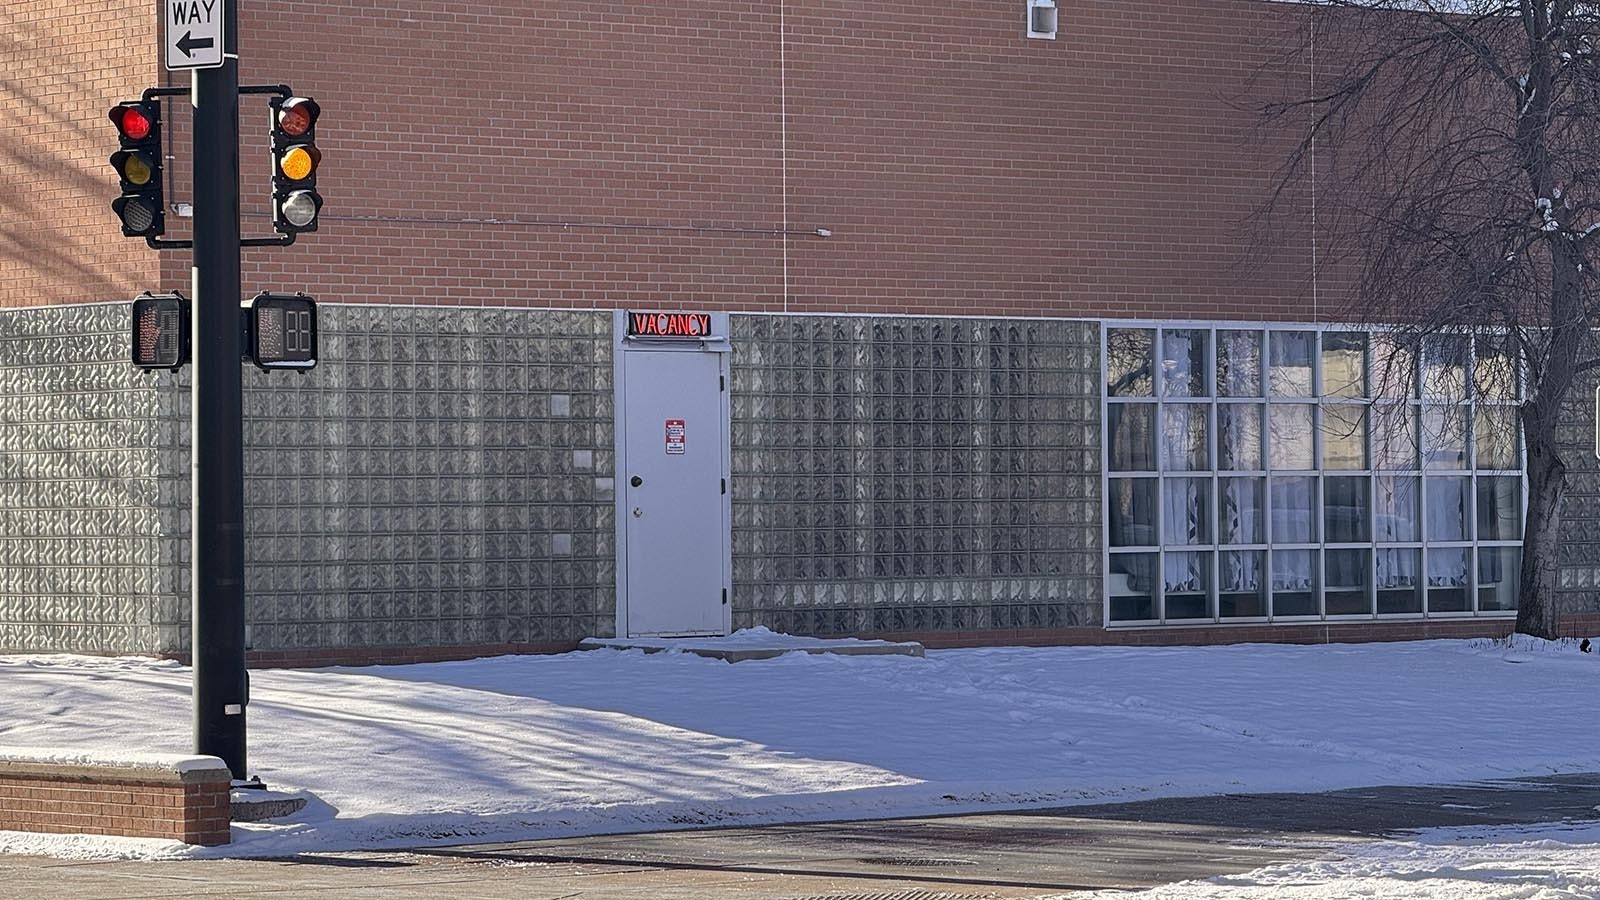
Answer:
[[1374, 476, 1420, 542], [1477, 547, 1520, 612], [1162, 329, 1209, 398], [1476, 476, 1523, 541], [1107, 478, 1158, 547], [1219, 550, 1267, 618], [1474, 333, 1519, 401], [1324, 476, 1370, 543], [1271, 476, 1318, 543], [1219, 477, 1264, 544], [1108, 404, 1156, 472], [1373, 404, 1417, 470], [1271, 549, 1318, 616], [1376, 548, 1422, 614], [1218, 404, 1263, 471], [1108, 553, 1157, 621], [1427, 547, 1470, 612], [1322, 404, 1368, 470], [1475, 406, 1520, 470], [1163, 551, 1213, 620], [1423, 334, 1469, 401], [1322, 331, 1368, 397], [1162, 478, 1213, 545], [1217, 330, 1263, 397], [1423, 406, 1467, 469], [1107, 328, 1155, 397], [1268, 404, 1316, 469], [1326, 548, 1372, 616], [1371, 334, 1418, 399], [1426, 476, 1469, 541], [1161, 405, 1209, 471], [1269, 331, 1315, 396]]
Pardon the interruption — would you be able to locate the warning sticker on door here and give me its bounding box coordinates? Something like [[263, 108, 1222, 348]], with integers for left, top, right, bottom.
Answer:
[[665, 419, 686, 455]]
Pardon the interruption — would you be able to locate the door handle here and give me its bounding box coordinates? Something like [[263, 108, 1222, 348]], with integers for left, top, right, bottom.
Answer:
[[630, 475, 643, 488]]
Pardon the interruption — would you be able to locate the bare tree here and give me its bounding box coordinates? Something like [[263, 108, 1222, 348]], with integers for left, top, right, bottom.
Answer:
[[1262, 1, 1600, 638]]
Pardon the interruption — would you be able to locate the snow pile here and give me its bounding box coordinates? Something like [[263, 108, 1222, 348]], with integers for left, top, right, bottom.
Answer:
[[0, 636, 1593, 859]]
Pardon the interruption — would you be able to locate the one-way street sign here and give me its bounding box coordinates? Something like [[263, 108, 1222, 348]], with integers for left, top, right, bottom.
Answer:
[[166, 0, 225, 70]]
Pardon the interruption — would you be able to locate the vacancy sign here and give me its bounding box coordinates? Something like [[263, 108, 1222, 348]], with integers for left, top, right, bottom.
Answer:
[[166, 0, 224, 70]]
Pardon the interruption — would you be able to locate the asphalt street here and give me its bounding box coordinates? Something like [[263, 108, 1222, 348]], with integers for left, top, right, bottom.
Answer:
[[4, 774, 1598, 900]]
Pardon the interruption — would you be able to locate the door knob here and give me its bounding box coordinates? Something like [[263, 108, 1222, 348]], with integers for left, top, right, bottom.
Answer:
[[630, 475, 643, 487]]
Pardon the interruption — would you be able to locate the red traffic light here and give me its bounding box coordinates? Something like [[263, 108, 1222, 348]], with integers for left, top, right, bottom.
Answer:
[[109, 102, 157, 142], [276, 97, 320, 138]]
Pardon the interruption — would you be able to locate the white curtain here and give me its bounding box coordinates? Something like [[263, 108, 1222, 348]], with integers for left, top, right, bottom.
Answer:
[[1376, 548, 1419, 589], [1220, 478, 1261, 544], [1271, 477, 1316, 543], [1163, 551, 1206, 593], [1273, 549, 1315, 591], [1425, 477, 1468, 542], [1375, 477, 1419, 542], [1162, 479, 1207, 545], [1426, 548, 1470, 587]]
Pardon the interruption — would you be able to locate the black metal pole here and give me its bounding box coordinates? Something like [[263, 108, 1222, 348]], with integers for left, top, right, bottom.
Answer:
[[191, 0, 248, 781]]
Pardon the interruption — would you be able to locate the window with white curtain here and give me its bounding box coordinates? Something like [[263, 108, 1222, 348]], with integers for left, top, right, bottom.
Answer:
[[1104, 324, 1525, 626]]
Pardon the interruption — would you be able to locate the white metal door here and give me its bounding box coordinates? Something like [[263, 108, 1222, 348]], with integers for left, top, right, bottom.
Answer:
[[619, 346, 729, 636]]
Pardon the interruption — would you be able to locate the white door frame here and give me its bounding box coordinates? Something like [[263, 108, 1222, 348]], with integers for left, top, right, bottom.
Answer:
[[612, 311, 733, 638]]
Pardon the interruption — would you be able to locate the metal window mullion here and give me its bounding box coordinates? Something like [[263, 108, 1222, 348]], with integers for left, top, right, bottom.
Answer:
[[1154, 330, 1166, 623], [1100, 325, 1111, 625]]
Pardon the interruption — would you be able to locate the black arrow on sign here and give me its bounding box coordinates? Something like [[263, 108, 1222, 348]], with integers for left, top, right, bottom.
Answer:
[[176, 31, 214, 58]]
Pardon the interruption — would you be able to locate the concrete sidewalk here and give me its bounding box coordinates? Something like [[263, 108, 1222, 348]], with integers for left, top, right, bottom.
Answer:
[[4, 774, 1598, 900]]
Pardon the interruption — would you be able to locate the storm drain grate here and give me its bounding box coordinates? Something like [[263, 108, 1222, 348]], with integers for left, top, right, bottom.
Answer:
[[854, 856, 978, 868], [780, 892, 996, 900]]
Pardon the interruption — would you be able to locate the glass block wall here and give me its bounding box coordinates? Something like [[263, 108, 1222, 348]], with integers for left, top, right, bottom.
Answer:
[[729, 315, 1103, 635], [0, 303, 186, 654], [239, 306, 617, 650], [1557, 368, 1600, 615], [1104, 324, 1527, 624]]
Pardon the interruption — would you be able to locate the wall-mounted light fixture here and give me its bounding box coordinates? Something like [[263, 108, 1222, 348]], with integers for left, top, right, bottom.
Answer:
[[1028, 0, 1057, 39]]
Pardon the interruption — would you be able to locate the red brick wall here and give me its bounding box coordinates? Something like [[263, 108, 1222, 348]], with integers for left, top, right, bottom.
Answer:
[[0, 1, 162, 308], [148, 615, 1594, 668], [0, 760, 231, 846], [146, 1, 1327, 320]]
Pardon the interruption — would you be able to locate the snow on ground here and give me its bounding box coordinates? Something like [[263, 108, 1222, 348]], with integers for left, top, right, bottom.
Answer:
[[0, 633, 1594, 863], [1060, 821, 1600, 899]]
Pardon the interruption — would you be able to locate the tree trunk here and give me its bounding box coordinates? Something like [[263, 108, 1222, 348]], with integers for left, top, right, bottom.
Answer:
[[1515, 417, 1567, 639]]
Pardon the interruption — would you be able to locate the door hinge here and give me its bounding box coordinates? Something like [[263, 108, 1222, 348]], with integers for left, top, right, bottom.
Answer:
[[720, 375, 726, 392], [722, 588, 728, 605], [721, 478, 727, 495]]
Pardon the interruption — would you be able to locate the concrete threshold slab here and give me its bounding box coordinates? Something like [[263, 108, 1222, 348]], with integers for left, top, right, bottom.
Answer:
[[578, 630, 924, 662]]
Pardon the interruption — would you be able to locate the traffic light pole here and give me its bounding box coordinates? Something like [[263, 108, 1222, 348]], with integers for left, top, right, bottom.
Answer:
[[190, 0, 249, 781]]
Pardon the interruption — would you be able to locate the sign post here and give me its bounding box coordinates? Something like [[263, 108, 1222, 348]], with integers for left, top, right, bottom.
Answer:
[[188, 0, 249, 781]]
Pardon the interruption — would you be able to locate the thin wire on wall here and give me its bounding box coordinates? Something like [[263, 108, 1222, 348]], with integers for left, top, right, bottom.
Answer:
[[780, 0, 791, 314]]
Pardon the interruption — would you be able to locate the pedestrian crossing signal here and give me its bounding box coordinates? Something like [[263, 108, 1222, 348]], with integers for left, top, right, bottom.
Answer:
[[131, 292, 189, 371]]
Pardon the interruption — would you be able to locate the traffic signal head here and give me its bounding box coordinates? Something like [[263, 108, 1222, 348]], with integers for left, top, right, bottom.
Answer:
[[109, 101, 158, 144], [275, 97, 320, 140], [108, 100, 165, 238], [249, 293, 318, 370], [131, 293, 189, 371], [271, 96, 322, 235]]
